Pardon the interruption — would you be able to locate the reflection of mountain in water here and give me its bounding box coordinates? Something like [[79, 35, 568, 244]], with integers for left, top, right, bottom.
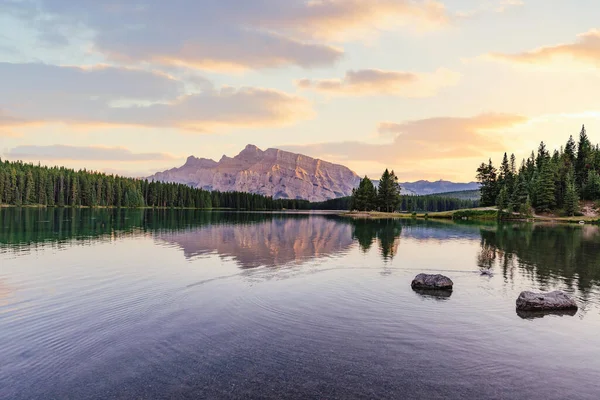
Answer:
[[156, 216, 355, 268]]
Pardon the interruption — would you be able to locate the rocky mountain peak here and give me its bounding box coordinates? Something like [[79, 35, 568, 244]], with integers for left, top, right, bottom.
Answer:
[[148, 145, 361, 202]]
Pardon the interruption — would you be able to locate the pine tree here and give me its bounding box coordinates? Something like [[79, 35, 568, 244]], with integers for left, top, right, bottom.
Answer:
[[509, 173, 529, 213], [24, 171, 34, 204], [496, 185, 508, 212], [576, 125, 592, 189], [352, 176, 377, 211], [71, 178, 79, 206], [564, 168, 579, 216], [377, 169, 401, 212], [584, 170, 600, 200], [534, 164, 556, 212], [564, 135, 576, 166], [476, 159, 498, 206]]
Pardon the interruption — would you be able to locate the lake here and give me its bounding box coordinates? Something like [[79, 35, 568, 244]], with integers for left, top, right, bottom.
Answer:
[[1, 208, 600, 399]]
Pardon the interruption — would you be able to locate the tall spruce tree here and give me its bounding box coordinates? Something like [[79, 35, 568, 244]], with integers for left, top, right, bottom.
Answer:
[[476, 159, 498, 206], [564, 135, 576, 166], [576, 125, 592, 189], [377, 169, 401, 212], [584, 170, 600, 200], [564, 167, 579, 216], [535, 163, 556, 212], [351, 176, 377, 211]]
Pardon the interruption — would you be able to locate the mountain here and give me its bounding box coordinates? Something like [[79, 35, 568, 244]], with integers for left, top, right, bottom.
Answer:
[[370, 180, 479, 196], [399, 180, 480, 195], [147, 144, 361, 202]]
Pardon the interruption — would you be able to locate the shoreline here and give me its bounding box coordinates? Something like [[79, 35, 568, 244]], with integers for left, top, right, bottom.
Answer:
[[339, 209, 600, 224]]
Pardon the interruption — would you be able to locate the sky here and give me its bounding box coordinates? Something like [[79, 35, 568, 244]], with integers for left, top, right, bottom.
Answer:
[[1, 0, 600, 182]]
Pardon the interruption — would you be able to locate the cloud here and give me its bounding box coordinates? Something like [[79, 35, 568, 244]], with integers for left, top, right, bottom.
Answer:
[[296, 68, 460, 97], [283, 113, 528, 166], [0, 63, 313, 131], [456, 0, 524, 18], [254, 0, 450, 39], [5, 145, 178, 162], [0, 62, 182, 103], [495, 0, 524, 13], [490, 29, 600, 67], [4, 0, 450, 71]]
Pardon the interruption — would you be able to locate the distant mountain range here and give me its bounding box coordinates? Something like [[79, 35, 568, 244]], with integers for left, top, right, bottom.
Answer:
[[147, 145, 479, 201], [399, 180, 480, 196]]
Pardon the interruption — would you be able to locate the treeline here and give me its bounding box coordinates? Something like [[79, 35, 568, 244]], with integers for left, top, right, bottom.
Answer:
[[0, 159, 310, 210], [399, 195, 478, 212], [312, 194, 478, 212], [477, 125, 600, 216]]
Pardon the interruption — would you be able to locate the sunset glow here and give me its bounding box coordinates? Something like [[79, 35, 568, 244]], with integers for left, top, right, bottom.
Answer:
[[1, 0, 599, 181]]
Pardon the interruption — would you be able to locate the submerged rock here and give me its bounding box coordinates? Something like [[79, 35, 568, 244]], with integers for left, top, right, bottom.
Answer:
[[411, 274, 453, 290], [515, 291, 578, 311]]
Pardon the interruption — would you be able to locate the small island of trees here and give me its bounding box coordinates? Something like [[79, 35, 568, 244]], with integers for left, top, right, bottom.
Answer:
[[349, 169, 402, 212]]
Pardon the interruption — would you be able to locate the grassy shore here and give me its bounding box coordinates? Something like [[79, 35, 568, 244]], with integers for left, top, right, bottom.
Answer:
[[341, 208, 600, 224]]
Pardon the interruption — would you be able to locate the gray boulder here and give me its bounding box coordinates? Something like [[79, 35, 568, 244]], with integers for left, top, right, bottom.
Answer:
[[411, 274, 453, 290], [516, 290, 578, 311]]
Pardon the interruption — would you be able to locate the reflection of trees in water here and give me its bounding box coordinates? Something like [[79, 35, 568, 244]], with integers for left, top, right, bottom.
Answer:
[[479, 224, 600, 299], [351, 219, 402, 261], [0, 208, 311, 247], [477, 240, 497, 274]]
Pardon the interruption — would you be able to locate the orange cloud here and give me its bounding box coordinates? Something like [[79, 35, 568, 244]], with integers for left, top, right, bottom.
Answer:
[[283, 113, 528, 167], [490, 29, 600, 67], [103, 36, 344, 72], [296, 68, 460, 97], [259, 0, 450, 39], [456, 0, 524, 19]]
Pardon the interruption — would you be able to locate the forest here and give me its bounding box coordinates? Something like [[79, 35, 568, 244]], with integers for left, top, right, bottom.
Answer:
[[0, 159, 310, 210], [476, 125, 600, 216]]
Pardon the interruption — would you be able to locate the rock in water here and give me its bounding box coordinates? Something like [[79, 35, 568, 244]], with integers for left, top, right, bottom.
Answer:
[[411, 274, 453, 290], [515, 291, 578, 311]]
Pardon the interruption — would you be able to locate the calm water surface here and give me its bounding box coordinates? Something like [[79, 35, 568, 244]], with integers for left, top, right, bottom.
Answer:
[[1, 208, 600, 399]]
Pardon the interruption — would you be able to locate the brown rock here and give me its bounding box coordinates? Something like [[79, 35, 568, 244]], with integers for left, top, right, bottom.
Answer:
[[411, 273, 453, 290], [516, 291, 578, 311]]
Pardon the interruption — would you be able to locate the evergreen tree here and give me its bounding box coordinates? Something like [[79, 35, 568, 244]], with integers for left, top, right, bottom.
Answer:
[[534, 163, 556, 212], [564, 135, 576, 166], [584, 170, 600, 200], [576, 125, 592, 189], [496, 185, 508, 212], [564, 168, 579, 217], [509, 173, 529, 213], [476, 159, 498, 206], [377, 169, 401, 212], [351, 176, 377, 211], [24, 171, 34, 204]]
